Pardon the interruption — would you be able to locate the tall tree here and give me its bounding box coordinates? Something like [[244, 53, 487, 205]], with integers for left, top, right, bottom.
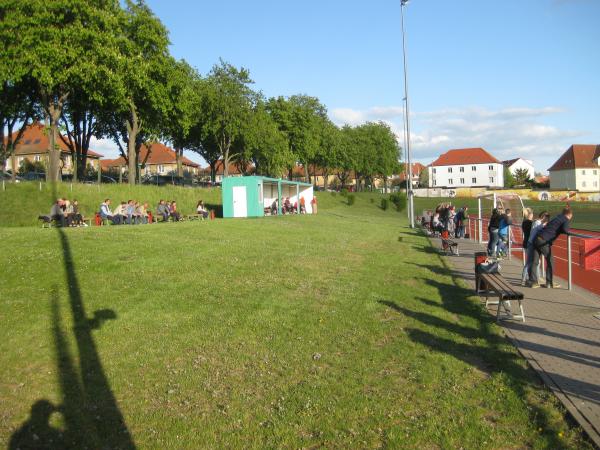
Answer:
[[105, 0, 171, 185], [267, 95, 328, 182], [312, 121, 341, 190], [201, 60, 256, 178], [513, 167, 532, 186], [162, 59, 202, 178], [2, 0, 122, 182]]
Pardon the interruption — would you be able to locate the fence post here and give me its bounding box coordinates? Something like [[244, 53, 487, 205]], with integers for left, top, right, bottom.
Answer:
[[567, 235, 572, 291], [477, 198, 483, 244], [508, 227, 512, 261]]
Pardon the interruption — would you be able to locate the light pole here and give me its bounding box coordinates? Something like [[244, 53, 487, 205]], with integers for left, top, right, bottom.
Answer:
[[400, 0, 415, 228], [401, 96, 409, 222]]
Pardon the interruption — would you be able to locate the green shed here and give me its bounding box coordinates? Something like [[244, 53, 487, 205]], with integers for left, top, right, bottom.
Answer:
[[222, 176, 314, 218]]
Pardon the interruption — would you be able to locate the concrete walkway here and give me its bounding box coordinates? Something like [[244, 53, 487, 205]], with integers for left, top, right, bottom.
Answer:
[[435, 236, 600, 447]]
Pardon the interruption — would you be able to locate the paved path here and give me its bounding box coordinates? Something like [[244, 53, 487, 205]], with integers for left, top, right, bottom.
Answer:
[[435, 236, 600, 447]]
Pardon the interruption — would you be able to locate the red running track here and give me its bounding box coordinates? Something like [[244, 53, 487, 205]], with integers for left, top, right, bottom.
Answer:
[[467, 219, 600, 297]]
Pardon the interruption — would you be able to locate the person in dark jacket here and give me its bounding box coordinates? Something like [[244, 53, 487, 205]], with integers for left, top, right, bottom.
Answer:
[[531, 207, 573, 288], [487, 208, 501, 257]]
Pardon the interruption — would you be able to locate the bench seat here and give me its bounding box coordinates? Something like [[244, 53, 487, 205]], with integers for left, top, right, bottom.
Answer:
[[477, 272, 525, 322]]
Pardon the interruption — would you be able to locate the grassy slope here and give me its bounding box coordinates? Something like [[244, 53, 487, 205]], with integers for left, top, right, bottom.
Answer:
[[0, 182, 223, 227], [414, 197, 600, 231], [0, 194, 591, 449]]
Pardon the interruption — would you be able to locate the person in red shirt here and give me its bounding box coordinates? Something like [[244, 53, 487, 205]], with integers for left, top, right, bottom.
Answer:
[[311, 196, 317, 214], [299, 196, 306, 214]]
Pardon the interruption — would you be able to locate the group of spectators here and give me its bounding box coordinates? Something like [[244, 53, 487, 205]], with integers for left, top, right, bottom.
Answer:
[[49, 198, 87, 227], [423, 204, 469, 239], [269, 196, 315, 215], [98, 198, 209, 225], [520, 207, 573, 289]]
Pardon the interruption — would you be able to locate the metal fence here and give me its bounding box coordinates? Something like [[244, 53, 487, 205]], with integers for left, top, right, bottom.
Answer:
[[466, 217, 600, 294]]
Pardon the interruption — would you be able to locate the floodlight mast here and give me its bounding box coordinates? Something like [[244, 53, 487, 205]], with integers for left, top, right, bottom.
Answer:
[[400, 0, 414, 227]]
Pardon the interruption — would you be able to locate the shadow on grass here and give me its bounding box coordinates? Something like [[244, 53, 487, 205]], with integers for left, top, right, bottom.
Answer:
[[10, 186, 135, 450]]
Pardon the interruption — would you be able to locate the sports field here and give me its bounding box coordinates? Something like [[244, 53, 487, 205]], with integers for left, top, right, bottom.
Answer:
[[414, 197, 600, 232], [0, 187, 593, 449]]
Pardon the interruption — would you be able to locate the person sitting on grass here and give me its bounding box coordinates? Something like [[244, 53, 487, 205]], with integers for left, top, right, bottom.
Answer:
[[71, 199, 85, 226], [50, 199, 66, 227], [170, 200, 181, 222], [113, 201, 127, 225], [125, 200, 137, 225], [137, 202, 149, 224], [156, 200, 170, 222], [196, 200, 209, 219], [99, 198, 120, 225]]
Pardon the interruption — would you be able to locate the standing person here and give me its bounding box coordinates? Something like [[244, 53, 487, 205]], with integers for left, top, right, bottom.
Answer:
[[497, 209, 513, 257], [533, 207, 573, 289], [455, 206, 469, 238], [299, 196, 306, 214], [520, 208, 534, 285], [311, 196, 318, 214], [526, 211, 550, 287], [487, 208, 501, 257]]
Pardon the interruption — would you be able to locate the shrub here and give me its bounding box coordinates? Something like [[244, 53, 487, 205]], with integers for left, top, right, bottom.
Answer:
[[340, 188, 348, 197], [389, 193, 407, 212], [370, 198, 375, 203], [381, 198, 389, 210], [330, 191, 337, 197], [347, 194, 355, 206]]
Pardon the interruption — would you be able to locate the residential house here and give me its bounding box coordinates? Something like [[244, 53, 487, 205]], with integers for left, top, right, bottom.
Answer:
[[396, 162, 426, 187], [428, 148, 504, 189], [199, 160, 253, 183], [2, 122, 103, 173], [101, 143, 200, 176], [502, 158, 535, 181], [548, 145, 600, 192]]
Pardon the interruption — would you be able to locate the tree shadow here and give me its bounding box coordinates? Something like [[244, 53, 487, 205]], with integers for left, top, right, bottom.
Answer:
[[10, 185, 136, 449]]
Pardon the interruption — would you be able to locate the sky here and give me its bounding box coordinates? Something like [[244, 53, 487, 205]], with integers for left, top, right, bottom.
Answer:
[[94, 0, 600, 173]]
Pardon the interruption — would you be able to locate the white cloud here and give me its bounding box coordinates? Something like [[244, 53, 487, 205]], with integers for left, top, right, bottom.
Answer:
[[329, 104, 585, 172]]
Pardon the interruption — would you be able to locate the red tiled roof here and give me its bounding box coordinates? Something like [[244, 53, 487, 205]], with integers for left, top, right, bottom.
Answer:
[[200, 160, 253, 175], [399, 162, 425, 179], [548, 145, 600, 171], [102, 143, 200, 168], [10, 122, 103, 158], [430, 148, 500, 167]]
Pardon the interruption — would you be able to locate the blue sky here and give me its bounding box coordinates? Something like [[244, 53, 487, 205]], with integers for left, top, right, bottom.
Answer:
[[96, 0, 600, 173]]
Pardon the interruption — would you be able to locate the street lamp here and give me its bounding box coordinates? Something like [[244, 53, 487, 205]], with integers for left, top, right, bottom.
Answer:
[[400, 0, 415, 228]]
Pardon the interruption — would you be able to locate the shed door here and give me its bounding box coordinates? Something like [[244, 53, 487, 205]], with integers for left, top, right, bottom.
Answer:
[[232, 186, 247, 218]]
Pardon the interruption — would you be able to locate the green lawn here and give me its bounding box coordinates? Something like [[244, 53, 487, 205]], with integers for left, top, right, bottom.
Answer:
[[414, 196, 600, 232], [0, 190, 592, 449]]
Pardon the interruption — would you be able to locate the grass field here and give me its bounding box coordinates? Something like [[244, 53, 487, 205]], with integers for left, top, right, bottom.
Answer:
[[0, 189, 593, 448], [414, 197, 600, 231]]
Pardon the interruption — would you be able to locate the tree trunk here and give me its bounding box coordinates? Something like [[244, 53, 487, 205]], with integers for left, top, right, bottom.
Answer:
[[47, 106, 63, 183], [126, 103, 139, 186], [176, 147, 183, 178]]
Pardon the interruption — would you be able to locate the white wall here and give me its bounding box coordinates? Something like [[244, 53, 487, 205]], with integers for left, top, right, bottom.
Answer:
[[507, 159, 535, 180], [550, 168, 600, 192], [428, 163, 504, 188]]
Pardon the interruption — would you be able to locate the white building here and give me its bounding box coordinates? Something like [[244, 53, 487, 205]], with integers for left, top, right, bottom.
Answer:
[[503, 158, 535, 181], [428, 148, 505, 189], [548, 145, 600, 192]]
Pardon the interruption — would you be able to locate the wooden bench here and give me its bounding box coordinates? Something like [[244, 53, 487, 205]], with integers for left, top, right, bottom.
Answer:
[[441, 237, 459, 255], [186, 214, 205, 221], [477, 272, 525, 322]]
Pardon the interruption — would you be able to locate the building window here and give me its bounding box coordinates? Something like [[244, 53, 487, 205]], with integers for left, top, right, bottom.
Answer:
[[582, 181, 587, 188], [489, 177, 494, 183], [582, 169, 586, 175], [433, 180, 437, 186], [432, 168, 436, 174], [34, 155, 41, 162], [448, 167, 453, 173], [472, 177, 477, 183], [460, 178, 465, 184], [594, 181, 598, 187], [593, 170, 597, 175], [158, 165, 164, 174], [459, 167, 464, 172], [448, 178, 453, 185], [472, 166, 476, 171], [488, 165, 494, 170]]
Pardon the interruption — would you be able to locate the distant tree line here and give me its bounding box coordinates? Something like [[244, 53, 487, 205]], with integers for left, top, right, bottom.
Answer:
[[0, 0, 401, 187]]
